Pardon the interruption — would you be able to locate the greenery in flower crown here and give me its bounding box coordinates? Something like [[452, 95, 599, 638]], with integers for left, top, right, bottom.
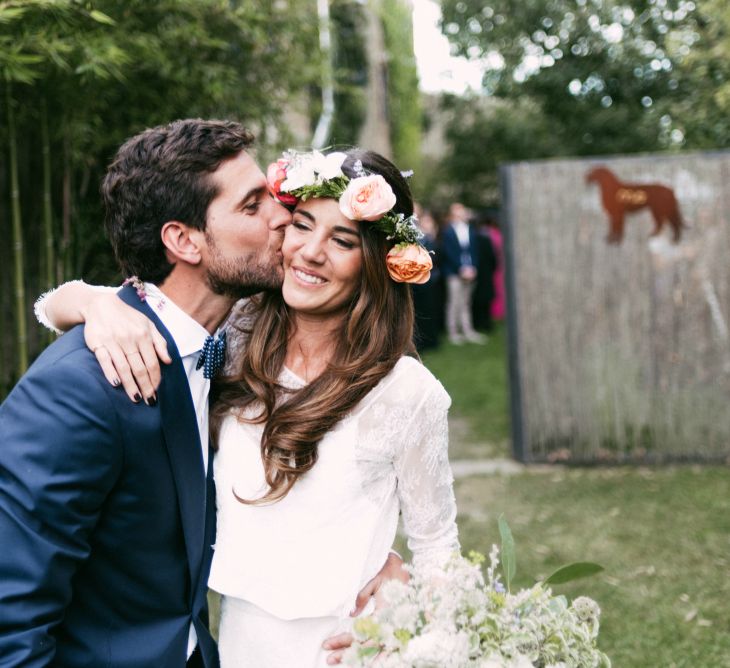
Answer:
[[287, 176, 350, 203]]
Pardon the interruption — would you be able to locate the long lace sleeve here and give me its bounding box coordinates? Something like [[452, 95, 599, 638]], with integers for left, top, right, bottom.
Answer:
[[392, 369, 459, 568], [34, 280, 118, 335]]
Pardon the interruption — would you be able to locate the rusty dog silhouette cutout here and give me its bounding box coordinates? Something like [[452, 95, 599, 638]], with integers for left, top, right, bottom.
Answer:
[[586, 166, 685, 244]]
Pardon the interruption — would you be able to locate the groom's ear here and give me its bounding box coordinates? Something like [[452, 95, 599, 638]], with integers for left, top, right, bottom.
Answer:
[[160, 221, 203, 266]]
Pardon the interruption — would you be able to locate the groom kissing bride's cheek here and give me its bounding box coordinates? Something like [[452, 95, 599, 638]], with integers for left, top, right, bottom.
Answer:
[[0, 119, 458, 668]]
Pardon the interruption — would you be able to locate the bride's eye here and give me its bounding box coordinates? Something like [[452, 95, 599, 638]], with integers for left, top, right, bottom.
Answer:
[[333, 237, 355, 249]]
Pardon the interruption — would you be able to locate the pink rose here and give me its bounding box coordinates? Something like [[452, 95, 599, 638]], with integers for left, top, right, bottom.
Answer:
[[266, 160, 297, 206], [338, 175, 397, 221], [386, 244, 433, 284]]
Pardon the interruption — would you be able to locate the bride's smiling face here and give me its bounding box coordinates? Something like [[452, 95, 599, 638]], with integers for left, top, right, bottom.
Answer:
[[281, 197, 363, 318]]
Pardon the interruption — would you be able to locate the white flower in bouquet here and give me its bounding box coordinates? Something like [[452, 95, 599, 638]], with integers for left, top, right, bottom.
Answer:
[[402, 628, 471, 667], [343, 518, 610, 668], [477, 653, 533, 668]]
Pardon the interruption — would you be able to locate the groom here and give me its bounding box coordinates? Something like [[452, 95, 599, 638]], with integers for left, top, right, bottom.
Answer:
[[0, 119, 396, 667]]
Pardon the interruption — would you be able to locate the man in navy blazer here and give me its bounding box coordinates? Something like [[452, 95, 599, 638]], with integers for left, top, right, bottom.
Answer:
[[441, 202, 486, 345], [0, 120, 290, 667]]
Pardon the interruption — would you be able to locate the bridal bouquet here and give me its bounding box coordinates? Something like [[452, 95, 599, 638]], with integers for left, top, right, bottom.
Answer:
[[343, 518, 610, 668]]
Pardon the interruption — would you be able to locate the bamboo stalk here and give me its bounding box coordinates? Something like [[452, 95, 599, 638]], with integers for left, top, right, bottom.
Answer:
[[61, 133, 71, 281], [41, 98, 55, 346], [6, 79, 28, 376]]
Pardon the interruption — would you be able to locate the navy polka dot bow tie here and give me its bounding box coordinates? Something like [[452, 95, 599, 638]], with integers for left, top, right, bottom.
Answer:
[[196, 331, 227, 379]]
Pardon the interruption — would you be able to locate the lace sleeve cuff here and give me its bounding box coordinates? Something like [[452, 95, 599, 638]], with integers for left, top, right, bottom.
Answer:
[[34, 280, 118, 335]]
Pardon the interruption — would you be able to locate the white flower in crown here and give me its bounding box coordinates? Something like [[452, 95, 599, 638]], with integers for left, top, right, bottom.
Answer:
[[280, 150, 347, 192], [311, 150, 347, 180], [280, 151, 317, 192]]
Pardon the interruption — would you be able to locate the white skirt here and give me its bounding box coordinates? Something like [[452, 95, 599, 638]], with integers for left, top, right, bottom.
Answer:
[[218, 595, 353, 668]]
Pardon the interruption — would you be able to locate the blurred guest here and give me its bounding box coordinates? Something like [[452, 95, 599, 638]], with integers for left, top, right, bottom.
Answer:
[[472, 210, 498, 332], [441, 202, 486, 344], [412, 206, 441, 351], [485, 214, 506, 322]]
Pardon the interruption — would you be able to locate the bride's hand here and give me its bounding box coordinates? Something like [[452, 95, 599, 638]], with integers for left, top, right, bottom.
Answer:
[[352, 551, 409, 615], [82, 292, 172, 404], [321, 552, 409, 664]]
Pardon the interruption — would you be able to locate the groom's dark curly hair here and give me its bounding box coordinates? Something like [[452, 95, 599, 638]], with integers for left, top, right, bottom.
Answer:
[[102, 118, 255, 284]]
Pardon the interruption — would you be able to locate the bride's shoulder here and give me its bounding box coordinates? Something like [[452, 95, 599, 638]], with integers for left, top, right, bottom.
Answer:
[[374, 355, 451, 411], [221, 298, 257, 374], [225, 298, 257, 330]]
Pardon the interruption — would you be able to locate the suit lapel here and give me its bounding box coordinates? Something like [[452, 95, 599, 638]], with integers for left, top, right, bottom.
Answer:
[[118, 285, 206, 594]]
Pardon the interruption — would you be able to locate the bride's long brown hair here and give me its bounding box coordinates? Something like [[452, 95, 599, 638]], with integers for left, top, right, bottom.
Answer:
[[210, 149, 416, 504]]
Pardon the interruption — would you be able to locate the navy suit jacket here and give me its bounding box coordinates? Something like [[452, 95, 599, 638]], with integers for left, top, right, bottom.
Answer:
[[441, 223, 480, 277], [0, 285, 218, 668]]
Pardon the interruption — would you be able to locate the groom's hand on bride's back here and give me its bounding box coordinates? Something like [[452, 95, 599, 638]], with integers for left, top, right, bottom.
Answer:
[[322, 552, 409, 664]]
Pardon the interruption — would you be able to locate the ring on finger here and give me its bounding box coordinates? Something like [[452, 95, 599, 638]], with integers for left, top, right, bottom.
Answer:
[[124, 350, 142, 357]]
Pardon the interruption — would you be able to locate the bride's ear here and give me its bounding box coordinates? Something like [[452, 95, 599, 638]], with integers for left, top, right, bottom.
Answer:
[[160, 221, 203, 266]]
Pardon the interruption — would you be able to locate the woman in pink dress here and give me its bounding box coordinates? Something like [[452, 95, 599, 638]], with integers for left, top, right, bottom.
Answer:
[[486, 222, 505, 322]]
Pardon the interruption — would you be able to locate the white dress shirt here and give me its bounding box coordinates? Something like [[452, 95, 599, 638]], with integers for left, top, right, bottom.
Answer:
[[452, 219, 471, 249]]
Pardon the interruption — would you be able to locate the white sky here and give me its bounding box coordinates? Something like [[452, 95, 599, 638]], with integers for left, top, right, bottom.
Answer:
[[411, 0, 485, 94]]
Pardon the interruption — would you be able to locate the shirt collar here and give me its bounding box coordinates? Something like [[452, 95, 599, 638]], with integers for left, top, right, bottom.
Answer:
[[143, 282, 211, 358]]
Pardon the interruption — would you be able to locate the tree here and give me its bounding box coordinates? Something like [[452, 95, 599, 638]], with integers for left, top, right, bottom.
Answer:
[[670, 0, 730, 147], [0, 0, 320, 395], [422, 94, 563, 208], [1, 0, 104, 374], [440, 0, 705, 155], [381, 0, 422, 175]]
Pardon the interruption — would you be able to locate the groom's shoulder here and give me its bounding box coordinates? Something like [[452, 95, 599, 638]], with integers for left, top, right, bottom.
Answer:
[[20, 325, 107, 391], [33, 325, 97, 366]]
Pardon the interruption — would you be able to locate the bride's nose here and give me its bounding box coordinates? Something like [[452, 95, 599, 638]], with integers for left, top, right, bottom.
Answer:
[[300, 233, 326, 264]]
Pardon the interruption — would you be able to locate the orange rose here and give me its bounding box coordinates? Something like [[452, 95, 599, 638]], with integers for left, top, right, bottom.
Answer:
[[338, 175, 397, 221], [266, 159, 297, 206], [386, 244, 433, 284]]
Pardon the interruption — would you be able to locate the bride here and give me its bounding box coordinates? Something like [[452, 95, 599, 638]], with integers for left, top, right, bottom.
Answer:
[[37, 148, 459, 667]]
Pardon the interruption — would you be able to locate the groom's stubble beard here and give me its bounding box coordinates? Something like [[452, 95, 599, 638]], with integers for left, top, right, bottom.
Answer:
[[204, 232, 284, 299]]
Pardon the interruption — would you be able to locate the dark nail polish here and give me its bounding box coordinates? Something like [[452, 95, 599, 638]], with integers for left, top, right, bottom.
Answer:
[[133, 393, 142, 403], [148, 395, 157, 407], [112, 378, 121, 387]]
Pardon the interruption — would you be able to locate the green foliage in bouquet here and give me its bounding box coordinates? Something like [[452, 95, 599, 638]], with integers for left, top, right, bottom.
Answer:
[[343, 517, 609, 668], [498, 514, 604, 591]]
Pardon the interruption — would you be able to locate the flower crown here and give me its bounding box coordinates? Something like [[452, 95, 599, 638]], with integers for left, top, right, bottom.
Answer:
[[267, 150, 432, 284]]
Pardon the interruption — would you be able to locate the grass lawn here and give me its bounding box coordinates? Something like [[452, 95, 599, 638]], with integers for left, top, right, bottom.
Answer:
[[421, 325, 511, 459], [412, 328, 730, 667]]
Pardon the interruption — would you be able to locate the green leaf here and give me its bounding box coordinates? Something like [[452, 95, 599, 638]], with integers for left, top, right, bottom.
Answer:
[[0, 7, 28, 24], [543, 562, 604, 585], [498, 514, 516, 592], [89, 10, 115, 26], [394, 628, 412, 644]]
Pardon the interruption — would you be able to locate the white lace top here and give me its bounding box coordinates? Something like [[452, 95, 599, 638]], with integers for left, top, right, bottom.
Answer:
[[208, 355, 459, 620]]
